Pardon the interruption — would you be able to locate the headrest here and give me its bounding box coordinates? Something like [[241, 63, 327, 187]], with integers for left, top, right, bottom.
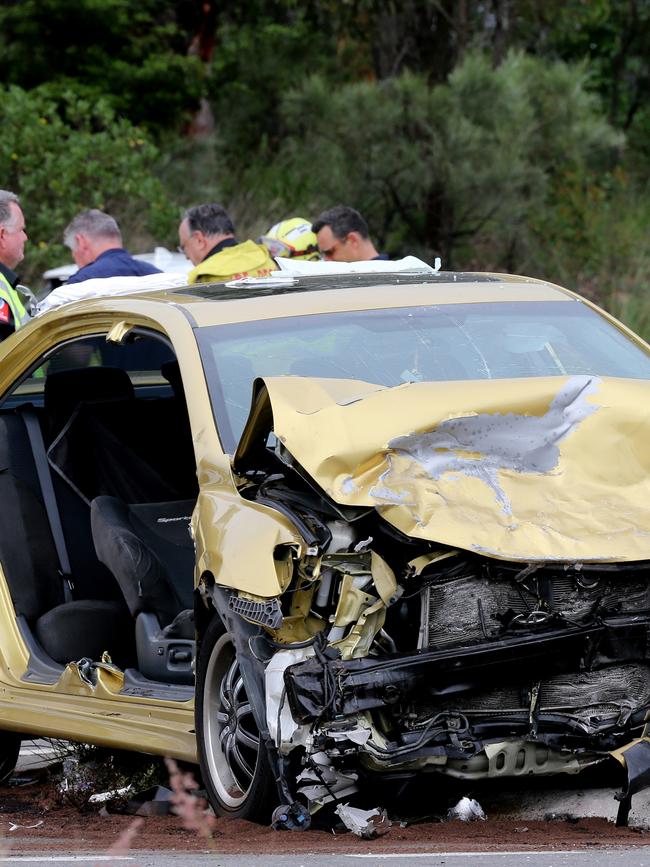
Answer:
[[161, 359, 185, 401], [44, 367, 135, 441]]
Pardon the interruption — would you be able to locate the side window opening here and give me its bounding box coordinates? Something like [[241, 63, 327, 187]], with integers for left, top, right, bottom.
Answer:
[[6, 332, 178, 405], [25, 332, 198, 505]]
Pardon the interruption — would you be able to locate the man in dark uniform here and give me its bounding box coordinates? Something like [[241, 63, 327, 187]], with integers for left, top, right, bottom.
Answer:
[[64, 209, 161, 284]]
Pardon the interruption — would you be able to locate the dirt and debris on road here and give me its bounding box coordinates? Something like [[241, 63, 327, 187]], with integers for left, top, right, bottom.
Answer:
[[3, 774, 650, 857]]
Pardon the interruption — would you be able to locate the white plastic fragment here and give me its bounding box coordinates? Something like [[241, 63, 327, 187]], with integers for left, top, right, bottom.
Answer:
[[297, 755, 359, 808], [88, 785, 132, 803], [334, 803, 391, 838], [447, 796, 486, 822], [326, 726, 371, 746], [265, 647, 314, 753], [8, 820, 44, 831], [224, 275, 297, 288], [273, 255, 436, 276]]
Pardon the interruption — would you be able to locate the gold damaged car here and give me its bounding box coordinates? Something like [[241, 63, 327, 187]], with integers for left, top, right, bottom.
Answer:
[[1, 268, 650, 828]]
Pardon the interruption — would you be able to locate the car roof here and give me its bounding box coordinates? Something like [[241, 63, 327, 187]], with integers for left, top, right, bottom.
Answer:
[[168, 271, 575, 327], [37, 270, 577, 329]]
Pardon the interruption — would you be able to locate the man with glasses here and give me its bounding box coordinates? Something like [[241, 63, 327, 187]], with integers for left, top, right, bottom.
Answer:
[[178, 203, 275, 283], [64, 209, 161, 284], [0, 190, 30, 341], [312, 205, 388, 262]]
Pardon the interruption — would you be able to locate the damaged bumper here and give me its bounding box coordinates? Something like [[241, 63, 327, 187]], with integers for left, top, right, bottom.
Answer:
[[283, 616, 649, 733], [201, 371, 650, 825]]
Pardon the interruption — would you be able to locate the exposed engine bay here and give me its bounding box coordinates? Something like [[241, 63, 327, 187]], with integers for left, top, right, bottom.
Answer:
[[205, 437, 650, 825]]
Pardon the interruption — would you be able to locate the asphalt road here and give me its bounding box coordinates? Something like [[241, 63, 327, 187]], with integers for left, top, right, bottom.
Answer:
[[2, 852, 650, 866]]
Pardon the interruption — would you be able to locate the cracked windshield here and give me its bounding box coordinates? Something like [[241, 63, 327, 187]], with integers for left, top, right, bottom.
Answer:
[[199, 299, 650, 450]]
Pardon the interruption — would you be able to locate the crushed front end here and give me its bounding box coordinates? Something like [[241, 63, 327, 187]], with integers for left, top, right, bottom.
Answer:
[[209, 374, 650, 824], [270, 518, 650, 810]]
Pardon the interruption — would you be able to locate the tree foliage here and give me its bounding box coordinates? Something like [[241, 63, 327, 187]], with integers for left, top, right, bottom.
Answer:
[[511, 0, 650, 135], [208, 15, 344, 159], [0, 1, 648, 336], [260, 52, 620, 268], [0, 86, 174, 281], [0, 0, 203, 131]]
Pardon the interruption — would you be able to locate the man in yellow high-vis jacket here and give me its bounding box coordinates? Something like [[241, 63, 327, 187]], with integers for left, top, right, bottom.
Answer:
[[178, 203, 275, 284], [0, 190, 29, 341]]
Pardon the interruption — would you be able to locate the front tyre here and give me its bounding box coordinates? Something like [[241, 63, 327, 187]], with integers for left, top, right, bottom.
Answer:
[[195, 615, 276, 821]]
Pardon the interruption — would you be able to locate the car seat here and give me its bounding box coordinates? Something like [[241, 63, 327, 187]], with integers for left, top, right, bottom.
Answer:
[[90, 496, 196, 683]]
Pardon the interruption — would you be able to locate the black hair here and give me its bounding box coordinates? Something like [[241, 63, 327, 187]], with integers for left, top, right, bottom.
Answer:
[[311, 205, 369, 240]]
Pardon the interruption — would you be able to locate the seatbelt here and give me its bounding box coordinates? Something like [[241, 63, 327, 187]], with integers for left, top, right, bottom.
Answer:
[[22, 409, 74, 602]]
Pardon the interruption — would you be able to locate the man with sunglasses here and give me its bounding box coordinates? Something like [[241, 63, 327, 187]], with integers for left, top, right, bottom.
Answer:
[[312, 205, 389, 262], [179, 203, 275, 283], [0, 190, 30, 341]]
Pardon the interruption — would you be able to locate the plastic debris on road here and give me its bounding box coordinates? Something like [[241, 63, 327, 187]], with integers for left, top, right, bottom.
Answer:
[[447, 797, 486, 822], [334, 803, 392, 838], [8, 820, 44, 831]]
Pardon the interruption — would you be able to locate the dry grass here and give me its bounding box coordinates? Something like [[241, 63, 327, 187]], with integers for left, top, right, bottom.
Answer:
[[165, 758, 218, 840]]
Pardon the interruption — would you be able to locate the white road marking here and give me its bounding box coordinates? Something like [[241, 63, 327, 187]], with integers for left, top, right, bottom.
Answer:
[[0, 858, 133, 863], [344, 851, 598, 859]]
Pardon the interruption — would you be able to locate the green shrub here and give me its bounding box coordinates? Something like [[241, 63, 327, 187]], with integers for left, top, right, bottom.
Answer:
[[0, 0, 202, 132], [223, 49, 650, 338], [0, 86, 176, 285], [238, 51, 621, 269]]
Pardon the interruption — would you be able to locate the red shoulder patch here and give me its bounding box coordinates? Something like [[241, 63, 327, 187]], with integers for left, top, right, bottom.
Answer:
[[0, 300, 11, 324]]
